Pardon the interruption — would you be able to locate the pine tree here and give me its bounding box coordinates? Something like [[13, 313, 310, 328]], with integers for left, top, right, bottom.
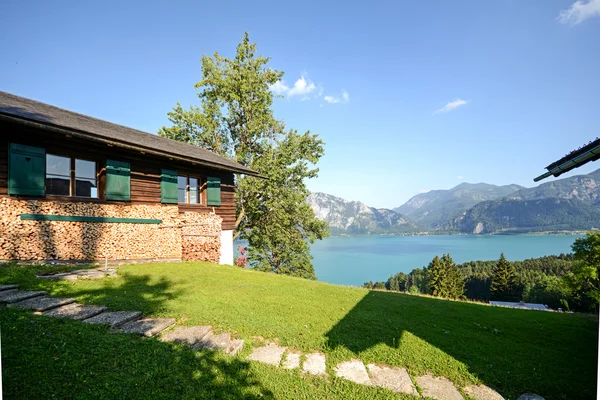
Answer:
[[428, 254, 465, 299], [490, 253, 518, 301], [442, 253, 465, 299], [428, 256, 446, 297]]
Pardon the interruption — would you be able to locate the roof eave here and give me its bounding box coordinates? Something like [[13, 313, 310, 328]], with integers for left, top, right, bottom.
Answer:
[[534, 142, 600, 182], [0, 113, 262, 177]]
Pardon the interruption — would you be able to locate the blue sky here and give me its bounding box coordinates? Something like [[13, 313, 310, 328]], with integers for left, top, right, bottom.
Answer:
[[1, 0, 599, 208]]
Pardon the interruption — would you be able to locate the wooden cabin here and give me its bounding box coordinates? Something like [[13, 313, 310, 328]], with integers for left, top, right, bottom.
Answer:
[[0, 91, 259, 264]]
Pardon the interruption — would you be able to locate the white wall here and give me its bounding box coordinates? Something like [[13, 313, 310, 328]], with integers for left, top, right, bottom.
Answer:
[[219, 229, 234, 265]]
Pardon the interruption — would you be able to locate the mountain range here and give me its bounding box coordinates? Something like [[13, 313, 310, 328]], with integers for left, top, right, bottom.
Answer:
[[309, 168, 600, 235]]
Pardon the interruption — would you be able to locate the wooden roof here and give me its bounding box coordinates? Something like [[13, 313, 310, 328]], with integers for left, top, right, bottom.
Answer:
[[535, 138, 600, 182], [0, 91, 259, 176]]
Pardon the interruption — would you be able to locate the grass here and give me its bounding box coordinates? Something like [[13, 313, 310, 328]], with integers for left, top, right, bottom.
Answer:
[[1, 262, 598, 399]]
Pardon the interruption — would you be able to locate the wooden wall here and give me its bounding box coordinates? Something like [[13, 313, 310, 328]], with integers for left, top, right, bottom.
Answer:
[[0, 122, 238, 230]]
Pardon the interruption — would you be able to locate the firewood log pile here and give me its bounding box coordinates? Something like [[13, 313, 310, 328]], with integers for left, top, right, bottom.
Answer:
[[180, 212, 222, 263], [0, 198, 222, 263]]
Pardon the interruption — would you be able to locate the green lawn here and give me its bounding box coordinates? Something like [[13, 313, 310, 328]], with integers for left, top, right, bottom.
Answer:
[[1, 262, 597, 399]]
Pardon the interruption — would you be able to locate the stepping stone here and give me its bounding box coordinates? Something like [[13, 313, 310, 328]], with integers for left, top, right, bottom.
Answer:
[[119, 318, 176, 337], [160, 326, 212, 346], [282, 352, 301, 369], [0, 284, 18, 292], [247, 345, 286, 366], [73, 269, 107, 280], [8, 296, 75, 312], [37, 272, 78, 280], [415, 375, 463, 400], [195, 332, 232, 352], [0, 290, 46, 304], [303, 352, 327, 376], [83, 311, 142, 327], [228, 339, 245, 355], [334, 359, 371, 385], [464, 385, 505, 400], [44, 303, 107, 320], [517, 394, 545, 400], [367, 364, 418, 396]]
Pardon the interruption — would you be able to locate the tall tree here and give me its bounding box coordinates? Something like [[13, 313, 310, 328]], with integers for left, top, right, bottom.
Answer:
[[428, 254, 464, 299], [566, 232, 600, 308], [490, 253, 519, 301], [159, 33, 329, 279]]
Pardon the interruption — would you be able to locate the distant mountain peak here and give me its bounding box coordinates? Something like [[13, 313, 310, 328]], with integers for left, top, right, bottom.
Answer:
[[307, 192, 421, 235]]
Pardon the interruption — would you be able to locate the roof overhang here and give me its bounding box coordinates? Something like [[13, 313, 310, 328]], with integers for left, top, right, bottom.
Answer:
[[0, 112, 265, 178], [534, 138, 600, 182]]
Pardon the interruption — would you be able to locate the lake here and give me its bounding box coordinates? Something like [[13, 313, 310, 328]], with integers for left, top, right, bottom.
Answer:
[[310, 235, 581, 286]]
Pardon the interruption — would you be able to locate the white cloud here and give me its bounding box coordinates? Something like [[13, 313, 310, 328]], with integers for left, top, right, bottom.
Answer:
[[270, 80, 289, 95], [457, 175, 465, 180], [323, 90, 350, 104], [288, 76, 316, 97], [435, 98, 468, 114], [270, 75, 317, 98], [558, 0, 600, 25]]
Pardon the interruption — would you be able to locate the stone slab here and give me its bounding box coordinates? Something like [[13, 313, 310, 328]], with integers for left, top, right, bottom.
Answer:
[[282, 352, 301, 369], [303, 352, 327, 376], [228, 339, 245, 355], [464, 385, 504, 400], [517, 394, 545, 400], [247, 345, 286, 366], [0, 290, 46, 304], [44, 303, 107, 320], [83, 311, 142, 327], [160, 326, 212, 346], [8, 296, 75, 312], [37, 268, 117, 281], [0, 285, 18, 292], [415, 375, 463, 400], [367, 364, 418, 395], [119, 318, 176, 337], [196, 332, 232, 352], [334, 359, 371, 385]]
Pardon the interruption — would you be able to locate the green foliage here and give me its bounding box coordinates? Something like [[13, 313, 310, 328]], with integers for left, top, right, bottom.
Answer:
[[159, 33, 328, 279], [490, 253, 519, 301], [427, 254, 464, 299], [566, 232, 600, 308]]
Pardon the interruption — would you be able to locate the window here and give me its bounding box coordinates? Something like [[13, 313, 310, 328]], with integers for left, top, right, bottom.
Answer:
[[76, 159, 98, 197], [46, 155, 97, 198], [46, 155, 71, 196], [177, 175, 201, 204]]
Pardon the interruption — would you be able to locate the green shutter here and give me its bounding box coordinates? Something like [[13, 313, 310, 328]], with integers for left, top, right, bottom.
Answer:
[[105, 160, 130, 201], [161, 169, 178, 204], [8, 143, 45, 196], [206, 176, 221, 206]]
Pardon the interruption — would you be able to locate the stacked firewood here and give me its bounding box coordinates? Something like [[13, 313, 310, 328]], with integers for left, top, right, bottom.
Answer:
[[180, 212, 222, 262], [0, 198, 183, 261]]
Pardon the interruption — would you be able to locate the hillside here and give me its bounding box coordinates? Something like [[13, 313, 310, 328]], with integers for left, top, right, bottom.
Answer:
[[0, 262, 597, 400], [449, 169, 600, 234], [308, 192, 421, 235], [393, 183, 524, 228]]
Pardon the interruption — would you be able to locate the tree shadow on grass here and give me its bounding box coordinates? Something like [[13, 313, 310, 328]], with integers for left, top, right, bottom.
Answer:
[[325, 290, 598, 400], [47, 272, 184, 316], [1, 308, 274, 399]]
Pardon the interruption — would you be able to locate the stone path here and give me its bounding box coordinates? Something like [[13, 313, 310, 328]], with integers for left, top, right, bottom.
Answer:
[[3, 284, 244, 356], [37, 268, 118, 281], [246, 344, 537, 400], [2, 283, 544, 399]]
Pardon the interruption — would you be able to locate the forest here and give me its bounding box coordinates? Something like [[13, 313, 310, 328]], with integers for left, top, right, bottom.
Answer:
[[364, 233, 600, 312]]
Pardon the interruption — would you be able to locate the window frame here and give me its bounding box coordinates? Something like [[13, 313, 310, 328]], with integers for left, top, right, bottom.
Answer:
[[45, 153, 98, 199], [177, 175, 204, 205]]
